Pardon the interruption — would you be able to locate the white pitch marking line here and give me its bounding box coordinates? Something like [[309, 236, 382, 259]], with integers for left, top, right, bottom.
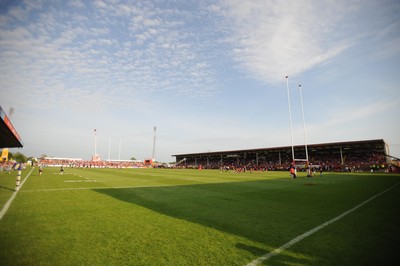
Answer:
[[246, 181, 400, 266], [0, 167, 35, 221]]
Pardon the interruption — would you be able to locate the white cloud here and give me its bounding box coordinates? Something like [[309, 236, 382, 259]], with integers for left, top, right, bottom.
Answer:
[[9, 6, 28, 21], [324, 100, 397, 127], [212, 0, 357, 83], [0, 0, 223, 112], [68, 0, 85, 9], [93, 0, 108, 10]]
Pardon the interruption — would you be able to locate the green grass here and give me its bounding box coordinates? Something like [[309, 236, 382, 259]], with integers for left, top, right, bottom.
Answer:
[[0, 167, 399, 265]]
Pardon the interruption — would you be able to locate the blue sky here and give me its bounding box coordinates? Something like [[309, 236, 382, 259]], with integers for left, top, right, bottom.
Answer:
[[1, 0, 399, 162]]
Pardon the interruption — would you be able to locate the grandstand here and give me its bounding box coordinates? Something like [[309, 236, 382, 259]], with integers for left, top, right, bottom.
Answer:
[[173, 139, 394, 172], [39, 157, 144, 168]]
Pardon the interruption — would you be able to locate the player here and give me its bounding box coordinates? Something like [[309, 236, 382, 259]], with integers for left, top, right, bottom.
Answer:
[[290, 166, 296, 179]]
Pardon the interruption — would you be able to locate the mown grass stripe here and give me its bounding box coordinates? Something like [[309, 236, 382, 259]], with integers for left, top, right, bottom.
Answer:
[[246, 180, 400, 266]]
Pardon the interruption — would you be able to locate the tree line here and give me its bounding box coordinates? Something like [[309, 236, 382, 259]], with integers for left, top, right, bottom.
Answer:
[[3, 152, 32, 163]]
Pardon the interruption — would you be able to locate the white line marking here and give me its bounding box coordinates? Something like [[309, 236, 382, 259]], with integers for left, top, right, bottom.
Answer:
[[246, 181, 400, 266], [0, 167, 35, 221]]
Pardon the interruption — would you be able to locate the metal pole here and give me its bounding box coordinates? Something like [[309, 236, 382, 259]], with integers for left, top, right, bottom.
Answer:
[[286, 76, 295, 161], [152, 126, 157, 161], [298, 84, 309, 163], [340, 146, 344, 165], [94, 129, 97, 156], [119, 138, 122, 160], [108, 138, 111, 160]]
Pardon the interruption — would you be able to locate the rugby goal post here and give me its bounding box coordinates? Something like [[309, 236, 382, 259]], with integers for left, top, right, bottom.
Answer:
[[286, 76, 309, 167]]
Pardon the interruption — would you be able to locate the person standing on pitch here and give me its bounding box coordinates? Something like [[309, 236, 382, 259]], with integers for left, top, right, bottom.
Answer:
[[290, 166, 296, 179]]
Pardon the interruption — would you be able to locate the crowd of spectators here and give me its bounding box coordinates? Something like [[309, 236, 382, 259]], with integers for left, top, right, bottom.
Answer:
[[37, 159, 145, 169], [0, 161, 14, 173], [2, 150, 398, 174], [176, 151, 398, 173]]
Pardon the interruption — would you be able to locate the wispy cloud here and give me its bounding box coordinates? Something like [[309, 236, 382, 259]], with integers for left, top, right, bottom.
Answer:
[[211, 0, 367, 83], [0, 0, 222, 111], [326, 100, 398, 127]]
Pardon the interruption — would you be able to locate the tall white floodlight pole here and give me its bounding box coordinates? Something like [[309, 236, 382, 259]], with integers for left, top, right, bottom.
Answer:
[[298, 84, 309, 163], [152, 126, 157, 161], [286, 76, 295, 161], [94, 129, 97, 156], [119, 138, 122, 160], [108, 138, 111, 160]]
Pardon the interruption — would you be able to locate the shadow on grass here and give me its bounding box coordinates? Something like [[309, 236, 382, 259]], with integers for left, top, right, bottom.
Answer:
[[93, 179, 336, 248], [235, 243, 266, 256], [0, 185, 15, 192]]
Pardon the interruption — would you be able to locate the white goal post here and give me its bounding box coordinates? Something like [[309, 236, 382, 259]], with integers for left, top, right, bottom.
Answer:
[[285, 76, 309, 167]]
